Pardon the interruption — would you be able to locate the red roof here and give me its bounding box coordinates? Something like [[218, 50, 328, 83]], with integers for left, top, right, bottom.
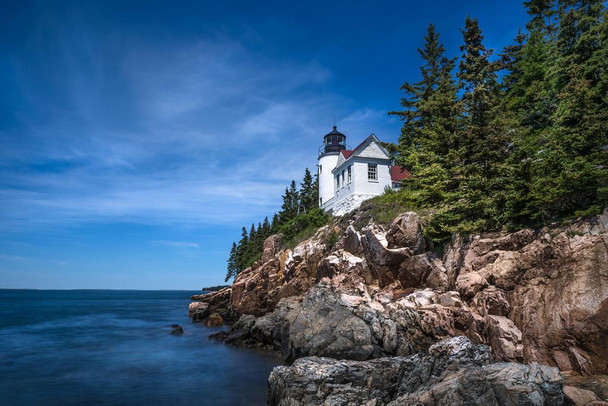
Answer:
[[341, 150, 353, 159], [391, 165, 410, 182]]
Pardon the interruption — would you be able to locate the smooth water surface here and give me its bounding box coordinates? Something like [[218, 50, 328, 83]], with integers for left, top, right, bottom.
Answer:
[[0, 290, 282, 405]]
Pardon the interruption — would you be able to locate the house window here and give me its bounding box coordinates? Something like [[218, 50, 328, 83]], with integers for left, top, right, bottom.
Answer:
[[347, 166, 352, 183], [341, 170, 345, 188], [319, 165, 322, 175], [336, 174, 340, 189], [368, 163, 377, 181], [320, 197, 322, 206]]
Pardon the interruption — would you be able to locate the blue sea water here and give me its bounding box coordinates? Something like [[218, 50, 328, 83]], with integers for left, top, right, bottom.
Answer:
[[0, 289, 282, 405]]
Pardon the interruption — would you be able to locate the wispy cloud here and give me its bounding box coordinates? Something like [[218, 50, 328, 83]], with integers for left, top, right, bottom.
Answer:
[[0, 22, 396, 234], [153, 240, 200, 249]]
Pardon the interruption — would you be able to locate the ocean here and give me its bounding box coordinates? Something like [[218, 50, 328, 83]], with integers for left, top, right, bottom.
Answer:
[[0, 289, 282, 405]]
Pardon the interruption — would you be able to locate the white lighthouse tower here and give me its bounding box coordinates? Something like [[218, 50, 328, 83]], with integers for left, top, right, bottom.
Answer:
[[318, 125, 347, 212]]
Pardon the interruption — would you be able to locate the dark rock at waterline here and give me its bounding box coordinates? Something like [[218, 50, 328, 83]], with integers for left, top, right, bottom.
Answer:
[[203, 313, 223, 327], [170, 325, 184, 335], [268, 336, 564, 406]]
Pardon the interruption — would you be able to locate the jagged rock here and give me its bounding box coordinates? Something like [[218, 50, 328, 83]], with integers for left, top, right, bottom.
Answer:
[[438, 291, 463, 308], [342, 225, 363, 255], [231, 226, 332, 317], [230, 259, 280, 316], [216, 284, 439, 362], [360, 225, 413, 287], [386, 211, 426, 253], [188, 301, 208, 317], [446, 211, 608, 374], [565, 375, 608, 404], [315, 250, 372, 291], [456, 270, 488, 299], [472, 285, 510, 316], [191, 303, 210, 322], [200, 211, 608, 377], [262, 234, 282, 263], [190, 287, 234, 322], [268, 336, 563, 406], [563, 385, 607, 405], [397, 253, 448, 291], [484, 314, 524, 362]]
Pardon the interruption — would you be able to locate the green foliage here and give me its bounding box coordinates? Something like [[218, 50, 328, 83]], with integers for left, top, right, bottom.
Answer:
[[279, 208, 331, 250], [349, 188, 420, 229], [391, 2, 607, 242]]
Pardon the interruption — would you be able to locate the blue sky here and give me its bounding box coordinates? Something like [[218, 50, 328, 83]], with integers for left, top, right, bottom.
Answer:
[[0, 1, 529, 289]]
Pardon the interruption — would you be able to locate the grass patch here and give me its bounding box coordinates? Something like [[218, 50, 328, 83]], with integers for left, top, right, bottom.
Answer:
[[345, 189, 423, 229]]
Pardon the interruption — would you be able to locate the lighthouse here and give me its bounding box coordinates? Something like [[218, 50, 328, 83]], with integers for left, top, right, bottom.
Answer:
[[318, 125, 347, 211]]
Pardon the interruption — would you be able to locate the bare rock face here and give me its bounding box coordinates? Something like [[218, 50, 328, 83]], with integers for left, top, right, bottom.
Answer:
[[261, 234, 282, 263], [194, 210, 608, 379], [268, 336, 564, 406], [484, 314, 524, 362], [230, 226, 332, 317], [398, 253, 448, 291], [360, 224, 413, 287], [386, 211, 426, 253], [341, 225, 363, 256], [216, 283, 442, 362], [189, 287, 233, 323], [444, 211, 608, 374]]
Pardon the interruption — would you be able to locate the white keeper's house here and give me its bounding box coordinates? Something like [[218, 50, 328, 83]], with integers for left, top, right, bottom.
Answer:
[[318, 125, 409, 216]]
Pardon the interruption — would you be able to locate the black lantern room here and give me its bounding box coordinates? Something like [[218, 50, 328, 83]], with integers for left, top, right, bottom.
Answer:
[[322, 125, 347, 154]]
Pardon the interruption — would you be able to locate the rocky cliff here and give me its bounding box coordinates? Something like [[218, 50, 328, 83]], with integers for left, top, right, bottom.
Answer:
[[190, 210, 608, 405]]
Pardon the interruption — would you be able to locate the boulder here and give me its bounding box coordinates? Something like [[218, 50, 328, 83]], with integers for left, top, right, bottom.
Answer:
[[191, 303, 210, 322], [484, 315, 524, 362], [190, 287, 234, 322], [397, 253, 448, 291], [360, 225, 413, 287], [203, 313, 223, 327], [342, 225, 363, 256], [188, 301, 208, 317], [386, 211, 426, 253], [170, 325, 184, 335]]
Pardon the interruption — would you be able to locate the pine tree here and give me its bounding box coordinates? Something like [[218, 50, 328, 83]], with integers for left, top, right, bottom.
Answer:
[[390, 24, 448, 170], [525, 0, 608, 221], [279, 180, 299, 223], [234, 226, 249, 273], [448, 16, 509, 233], [299, 168, 316, 213], [224, 242, 238, 282]]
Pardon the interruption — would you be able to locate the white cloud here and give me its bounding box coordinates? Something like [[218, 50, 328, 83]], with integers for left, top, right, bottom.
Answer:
[[0, 32, 398, 233], [153, 241, 200, 249]]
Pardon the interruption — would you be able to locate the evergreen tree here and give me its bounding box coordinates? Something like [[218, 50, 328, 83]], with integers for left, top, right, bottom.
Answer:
[[262, 216, 271, 238], [448, 16, 509, 233], [390, 23, 448, 168], [235, 226, 249, 272], [224, 242, 238, 282], [299, 168, 316, 213], [279, 180, 299, 223], [271, 213, 279, 233], [524, 0, 608, 221]]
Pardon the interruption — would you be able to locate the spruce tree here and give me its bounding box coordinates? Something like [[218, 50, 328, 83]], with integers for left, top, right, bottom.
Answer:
[[299, 168, 315, 213], [224, 242, 238, 282], [450, 16, 509, 233]]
